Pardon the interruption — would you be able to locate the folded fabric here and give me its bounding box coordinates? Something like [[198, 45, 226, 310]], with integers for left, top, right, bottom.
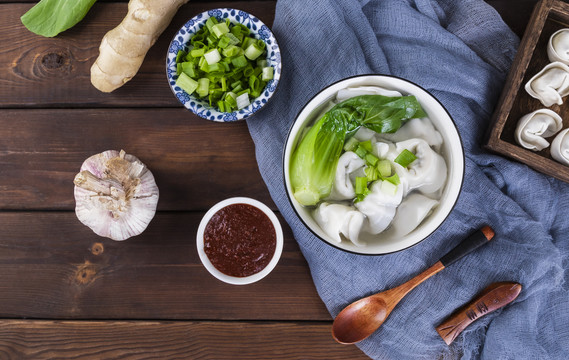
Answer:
[[246, 0, 569, 358]]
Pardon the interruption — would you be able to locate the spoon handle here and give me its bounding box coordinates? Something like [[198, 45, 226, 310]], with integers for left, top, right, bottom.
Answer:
[[439, 226, 494, 267]]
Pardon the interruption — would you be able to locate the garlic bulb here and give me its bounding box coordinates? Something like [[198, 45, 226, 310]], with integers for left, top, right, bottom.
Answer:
[[74, 150, 159, 241], [551, 128, 569, 166], [525, 61, 569, 107], [515, 109, 563, 151], [547, 28, 569, 65]]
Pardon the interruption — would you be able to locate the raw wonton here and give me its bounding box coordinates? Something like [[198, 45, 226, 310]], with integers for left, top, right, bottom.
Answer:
[[515, 108, 563, 151], [548, 28, 569, 65], [525, 61, 569, 107], [313, 202, 365, 245], [551, 128, 569, 166]]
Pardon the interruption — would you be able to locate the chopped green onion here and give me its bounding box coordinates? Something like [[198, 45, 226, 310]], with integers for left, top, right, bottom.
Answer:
[[225, 92, 237, 108], [175, 16, 270, 112], [205, 16, 218, 32], [360, 140, 373, 152], [385, 173, 400, 185], [231, 55, 248, 68], [394, 149, 417, 167], [355, 144, 368, 159], [343, 137, 359, 152], [176, 50, 187, 63], [236, 92, 250, 109], [355, 176, 368, 195], [204, 49, 221, 64], [365, 166, 379, 182], [381, 180, 398, 195], [241, 37, 255, 50], [190, 48, 205, 58], [182, 62, 197, 78], [261, 66, 273, 81], [222, 45, 242, 57], [212, 23, 230, 38], [244, 42, 264, 60], [176, 73, 198, 95], [365, 153, 379, 167], [197, 78, 210, 98], [377, 159, 392, 178]]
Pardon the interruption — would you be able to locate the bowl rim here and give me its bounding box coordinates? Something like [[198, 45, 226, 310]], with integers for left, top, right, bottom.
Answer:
[[166, 7, 282, 122], [196, 197, 284, 284], [281, 73, 465, 256]]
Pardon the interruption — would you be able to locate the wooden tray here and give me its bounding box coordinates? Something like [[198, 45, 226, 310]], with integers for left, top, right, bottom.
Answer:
[[485, 0, 569, 183]]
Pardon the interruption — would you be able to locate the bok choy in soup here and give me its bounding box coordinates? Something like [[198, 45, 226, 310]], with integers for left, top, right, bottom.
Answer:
[[290, 86, 448, 246]]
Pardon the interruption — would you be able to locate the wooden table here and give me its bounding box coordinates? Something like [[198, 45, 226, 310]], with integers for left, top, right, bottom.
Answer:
[[0, 1, 537, 358]]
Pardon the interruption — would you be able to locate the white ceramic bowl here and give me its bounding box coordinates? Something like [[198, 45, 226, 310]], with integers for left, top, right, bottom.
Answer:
[[283, 75, 464, 255], [196, 197, 283, 284]]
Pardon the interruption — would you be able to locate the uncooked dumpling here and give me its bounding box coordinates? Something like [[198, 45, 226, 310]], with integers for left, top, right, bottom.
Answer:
[[551, 128, 569, 166], [515, 109, 563, 151], [525, 61, 569, 107], [548, 28, 569, 65]]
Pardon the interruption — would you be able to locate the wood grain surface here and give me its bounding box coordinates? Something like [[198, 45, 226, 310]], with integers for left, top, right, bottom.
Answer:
[[0, 2, 274, 108], [0, 320, 362, 359], [0, 0, 538, 359], [0, 109, 272, 210]]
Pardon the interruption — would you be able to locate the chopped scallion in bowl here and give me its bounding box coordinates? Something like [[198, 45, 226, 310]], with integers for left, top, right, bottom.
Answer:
[[166, 8, 281, 122]]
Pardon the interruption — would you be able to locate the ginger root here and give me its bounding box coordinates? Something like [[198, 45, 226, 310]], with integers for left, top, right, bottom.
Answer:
[[91, 0, 188, 92]]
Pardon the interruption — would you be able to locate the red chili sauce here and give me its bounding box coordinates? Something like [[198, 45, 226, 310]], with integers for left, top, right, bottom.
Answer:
[[203, 203, 276, 277]]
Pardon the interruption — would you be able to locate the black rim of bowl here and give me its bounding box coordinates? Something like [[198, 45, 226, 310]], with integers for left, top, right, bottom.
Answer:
[[281, 73, 465, 256]]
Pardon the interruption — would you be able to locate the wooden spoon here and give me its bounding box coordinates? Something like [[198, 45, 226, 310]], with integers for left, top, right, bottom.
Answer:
[[332, 226, 495, 344]]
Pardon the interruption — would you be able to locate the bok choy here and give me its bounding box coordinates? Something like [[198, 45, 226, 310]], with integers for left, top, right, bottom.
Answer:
[[21, 0, 97, 37], [290, 94, 425, 206]]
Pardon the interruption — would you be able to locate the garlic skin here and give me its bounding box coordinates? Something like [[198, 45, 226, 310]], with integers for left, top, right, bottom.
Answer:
[[515, 109, 563, 151], [547, 28, 569, 65], [525, 61, 569, 107], [74, 150, 159, 241], [551, 128, 569, 166]]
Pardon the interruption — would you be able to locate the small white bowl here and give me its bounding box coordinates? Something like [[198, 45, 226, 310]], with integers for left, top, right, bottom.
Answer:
[[283, 75, 464, 255], [196, 197, 283, 285]]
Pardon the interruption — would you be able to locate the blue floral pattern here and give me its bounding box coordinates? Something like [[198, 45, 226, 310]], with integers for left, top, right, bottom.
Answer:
[[166, 8, 281, 122]]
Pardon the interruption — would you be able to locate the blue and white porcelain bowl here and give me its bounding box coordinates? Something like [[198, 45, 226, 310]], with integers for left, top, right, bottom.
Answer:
[[166, 8, 281, 122]]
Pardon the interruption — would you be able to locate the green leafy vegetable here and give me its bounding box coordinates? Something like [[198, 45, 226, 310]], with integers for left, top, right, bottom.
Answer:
[[290, 94, 425, 206], [333, 95, 426, 134], [21, 0, 97, 37], [290, 113, 347, 206]]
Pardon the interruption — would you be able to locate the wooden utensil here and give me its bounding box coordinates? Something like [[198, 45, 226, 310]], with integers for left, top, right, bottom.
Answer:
[[436, 281, 522, 345], [332, 226, 495, 344]]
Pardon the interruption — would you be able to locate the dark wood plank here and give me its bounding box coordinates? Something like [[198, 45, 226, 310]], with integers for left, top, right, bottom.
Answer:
[[0, 2, 275, 108], [0, 108, 274, 211], [0, 320, 367, 359], [486, 0, 540, 37], [0, 212, 331, 320]]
